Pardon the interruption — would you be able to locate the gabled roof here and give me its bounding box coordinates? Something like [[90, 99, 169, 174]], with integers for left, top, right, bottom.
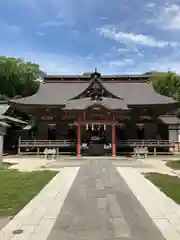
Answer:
[[0, 104, 9, 115], [64, 98, 128, 110], [0, 121, 10, 127], [10, 72, 178, 108], [0, 115, 27, 125]]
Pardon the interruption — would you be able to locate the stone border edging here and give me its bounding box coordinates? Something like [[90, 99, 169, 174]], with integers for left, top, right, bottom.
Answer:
[[117, 167, 180, 240], [0, 167, 79, 240]]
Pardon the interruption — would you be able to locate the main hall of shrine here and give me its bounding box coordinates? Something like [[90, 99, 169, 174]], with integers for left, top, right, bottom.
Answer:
[[10, 71, 180, 156]]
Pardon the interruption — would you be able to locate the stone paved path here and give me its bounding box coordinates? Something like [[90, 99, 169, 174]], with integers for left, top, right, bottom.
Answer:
[[118, 167, 180, 239], [48, 160, 165, 240], [0, 167, 79, 240]]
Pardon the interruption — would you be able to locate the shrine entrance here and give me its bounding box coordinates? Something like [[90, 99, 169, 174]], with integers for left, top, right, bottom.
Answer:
[[76, 121, 116, 157], [74, 102, 117, 156]]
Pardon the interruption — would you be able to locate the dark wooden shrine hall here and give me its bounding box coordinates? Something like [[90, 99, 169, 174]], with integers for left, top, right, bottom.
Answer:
[[9, 71, 180, 156]]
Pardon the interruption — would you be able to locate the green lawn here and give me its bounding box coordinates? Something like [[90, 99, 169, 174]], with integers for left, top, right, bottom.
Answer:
[[145, 173, 180, 204], [166, 160, 180, 170], [0, 170, 57, 217]]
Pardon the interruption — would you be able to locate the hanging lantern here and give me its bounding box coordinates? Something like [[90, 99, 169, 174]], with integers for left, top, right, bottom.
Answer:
[[136, 123, 144, 130], [119, 123, 124, 128], [140, 116, 151, 120], [48, 123, 56, 130]]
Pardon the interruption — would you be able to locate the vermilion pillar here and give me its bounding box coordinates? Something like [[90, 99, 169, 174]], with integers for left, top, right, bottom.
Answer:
[[77, 122, 81, 157], [112, 123, 116, 157]]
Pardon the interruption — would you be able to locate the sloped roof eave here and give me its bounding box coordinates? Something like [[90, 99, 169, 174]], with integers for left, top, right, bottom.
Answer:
[[159, 115, 180, 125], [0, 115, 27, 125], [10, 100, 66, 108], [128, 101, 179, 107], [9, 81, 90, 106], [8, 79, 179, 107], [0, 121, 10, 127], [103, 81, 178, 105], [0, 104, 9, 115]]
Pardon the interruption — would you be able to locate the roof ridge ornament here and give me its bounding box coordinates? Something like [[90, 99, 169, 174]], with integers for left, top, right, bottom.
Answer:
[[88, 87, 104, 101], [87, 69, 104, 100], [90, 69, 101, 79]]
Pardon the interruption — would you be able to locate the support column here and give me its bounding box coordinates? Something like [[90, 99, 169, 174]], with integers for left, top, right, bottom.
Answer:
[[18, 136, 21, 155], [168, 125, 178, 154], [77, 121, 81, 157], [0, 134, 4, 167], [0, 125, 6, 168], [112, 123, 116, 157]]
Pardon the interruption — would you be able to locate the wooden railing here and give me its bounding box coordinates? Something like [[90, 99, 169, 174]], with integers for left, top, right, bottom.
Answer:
[[19, 139, 76, 147], [116, 140, 178, 147], [19, 139, 179, 147], [18, 139, 180, 155]]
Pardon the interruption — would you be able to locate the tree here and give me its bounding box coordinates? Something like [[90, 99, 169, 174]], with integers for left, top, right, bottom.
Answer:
[[0, 57, 45, 99], [151, 71, 180, 101]]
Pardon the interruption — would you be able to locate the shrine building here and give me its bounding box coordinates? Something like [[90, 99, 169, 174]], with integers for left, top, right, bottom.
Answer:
[[9, 71, 180, 156]]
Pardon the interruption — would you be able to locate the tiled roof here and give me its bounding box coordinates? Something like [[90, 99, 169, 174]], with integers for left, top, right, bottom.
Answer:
[[10, 82, 89, 105], [102, 82, 176, 105], [10, 74, 177, 107]]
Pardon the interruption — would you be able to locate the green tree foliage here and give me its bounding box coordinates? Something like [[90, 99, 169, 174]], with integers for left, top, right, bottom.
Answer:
[[151, 71, 180, 101], [0, 56, 43, 98]]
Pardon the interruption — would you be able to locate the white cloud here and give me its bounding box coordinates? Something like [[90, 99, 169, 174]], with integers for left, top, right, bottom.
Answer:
[[116, 48, 129, 53], [0, 22, 22, 35], [40, 21, 64, 27], [22, 53, 99, 74], [36, 31, 45, 36], [147, 3, 180, 30], [151, 62, 180, 74], [100, 16, 108, 20], [109, 59, 134, 67], [98, 26, 179, 48], [128, 57, 180, 75], [145, 2, 156, 9], [160, 4, 180, 30], [2, 44, 180, 75], [0, 46, 120, 74], [115, 46, 144, 57]]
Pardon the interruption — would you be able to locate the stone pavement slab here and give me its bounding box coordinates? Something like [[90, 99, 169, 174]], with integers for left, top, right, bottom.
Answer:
[[4, 157, 52, 172], [0, 219, 10, 232], [118, 167, 180, 240], [48, 160, 165, 240], [0, 167, 79, 240]]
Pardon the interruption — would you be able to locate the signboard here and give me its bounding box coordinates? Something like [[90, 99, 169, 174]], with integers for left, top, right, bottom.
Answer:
[[41, 116, 54, 121], [140, 116, 152, 120]]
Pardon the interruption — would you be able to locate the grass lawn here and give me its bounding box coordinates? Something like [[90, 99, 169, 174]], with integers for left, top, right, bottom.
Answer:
[[166, 160, 180, 170], [0, 170, 57, 217], [145, 173, 180, 204]]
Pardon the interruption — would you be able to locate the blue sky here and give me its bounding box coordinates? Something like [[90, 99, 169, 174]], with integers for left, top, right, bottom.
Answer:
[[1, 0, 180, 74]]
